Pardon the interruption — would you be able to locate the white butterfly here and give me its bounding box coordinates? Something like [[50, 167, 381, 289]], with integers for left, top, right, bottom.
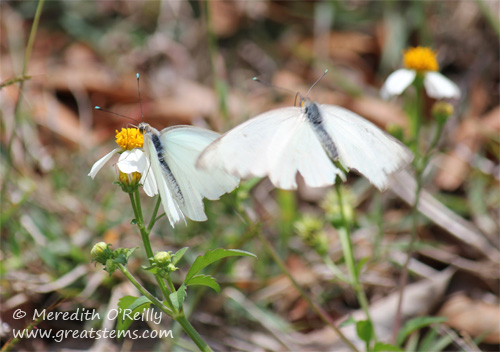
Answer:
[[139, 123, 240, 227], [197, 97, 413, 191]]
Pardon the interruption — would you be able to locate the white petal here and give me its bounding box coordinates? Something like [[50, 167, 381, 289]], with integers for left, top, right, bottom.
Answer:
[[424, 72, 461, 99], [381, 69, 416, 99], [117, 149, 148, 174], [88, 148, 120, 179], [141, 167, 158, 197]]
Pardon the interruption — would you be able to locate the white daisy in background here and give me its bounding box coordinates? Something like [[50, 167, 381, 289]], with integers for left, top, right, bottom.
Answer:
[[381, 46, 461, 100], [88, 127, 157, 196]]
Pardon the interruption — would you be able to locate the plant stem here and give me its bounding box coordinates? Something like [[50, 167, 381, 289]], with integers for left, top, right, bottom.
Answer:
[[335, 183, 376, 342], [257, 231, 360, 352], [118, 263, 173, 317], [203, 1, 229, 123], [126, 191, 212, 351], [392, 75, 426, 342], [129, 191, 174, 307], [1, 0, 45, 205], [147, 197, 162, 232], [176, 314, 214, 352]]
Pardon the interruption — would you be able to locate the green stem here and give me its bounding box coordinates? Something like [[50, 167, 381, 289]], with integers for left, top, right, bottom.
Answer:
[[126, 191, 212, 351], [1, 0, 45, 207], [176, 314, 213, 352], [129, 191, 174, 307], [392, 75, 432, 343], [147, 197, 162, 232], [322, 255, 349, 283], [257, 231, 360, 352], [335, 183, 376, 342], [118, 263, 173, 317], [203, 1, 229, 123], [410, 76, 424, 154]]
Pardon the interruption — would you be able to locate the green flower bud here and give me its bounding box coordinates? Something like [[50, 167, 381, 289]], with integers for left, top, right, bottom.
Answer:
[[321, 188, 355, 228], [116, 166, 141, 193], [295, 215, 329, 257], [154, 251, 172, 265], [432, 102, 454, 125], [104, 258, 118, 275], [91, 242, 112, 265], [167, 263, 178, 272]]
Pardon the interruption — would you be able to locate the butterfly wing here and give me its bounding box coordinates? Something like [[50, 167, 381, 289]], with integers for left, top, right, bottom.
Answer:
[[318, 104, 413, 190], [143, 136, 185, 226], [161, 126, 240, 222], [198, 107, 343, 190]]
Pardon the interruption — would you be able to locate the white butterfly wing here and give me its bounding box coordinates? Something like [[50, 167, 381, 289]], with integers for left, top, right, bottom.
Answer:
[[161, 126, 240, 222], [198, 108, 343, 190], [318, 104, 413, 190], [143, 136, 184, 226], [198, 109, 299, 179]]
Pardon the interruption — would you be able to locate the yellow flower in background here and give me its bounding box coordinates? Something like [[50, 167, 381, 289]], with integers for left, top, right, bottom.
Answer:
[[403, 47, 439, 72], [88, 127, 157, 196], [381, 46, 460, 100]]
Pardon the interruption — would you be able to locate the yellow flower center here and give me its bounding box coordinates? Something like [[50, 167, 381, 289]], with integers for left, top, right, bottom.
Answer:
[[403, 46, 439, 72], [115, 128, 143, 150]]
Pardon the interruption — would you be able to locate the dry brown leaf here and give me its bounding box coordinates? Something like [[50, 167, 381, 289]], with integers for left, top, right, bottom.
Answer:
[[347, 96, 408, 129], [438, 293, 500, 344], [32, 92, 99, 147], [435, 105, 499, 190]]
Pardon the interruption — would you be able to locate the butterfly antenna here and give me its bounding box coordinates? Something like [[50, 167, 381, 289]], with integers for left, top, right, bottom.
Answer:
[[305, 69, 328, 98], [94, 106, 139, 124], [136, 73, 145, 122], [252, 77, 297, 96]]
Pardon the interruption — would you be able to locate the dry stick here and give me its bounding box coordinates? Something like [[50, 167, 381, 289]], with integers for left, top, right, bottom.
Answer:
[[257, 231, 360, 352], [1, 0, 45, 204]]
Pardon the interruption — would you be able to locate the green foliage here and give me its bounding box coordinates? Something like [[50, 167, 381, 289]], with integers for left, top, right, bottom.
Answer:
[[397, 316, 447, 346], [167, 249, 257, 309], [356, 319, 374, 349], [116, 296, 152, 338], [373, 342, 403, 351], [187, 274, 220, 293], [169, 284, 187, 310], [184, 249, 257, 283]]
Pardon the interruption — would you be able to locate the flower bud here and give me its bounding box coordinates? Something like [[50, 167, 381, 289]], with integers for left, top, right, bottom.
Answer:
[[432, 102, 454, 124], [295, 215, 328, 256], [167, 263, 178, 272], [154, 251, 172, 265], [91, 242, 112, 264], [116, 169, 141, 193]]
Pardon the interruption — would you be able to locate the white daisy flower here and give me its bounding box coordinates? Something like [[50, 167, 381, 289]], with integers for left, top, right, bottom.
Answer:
[[88, 127, 157, 196], [381, 46, 460, 100]]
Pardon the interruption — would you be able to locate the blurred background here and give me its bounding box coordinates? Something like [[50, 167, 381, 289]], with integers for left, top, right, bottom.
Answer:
[[1, 1, 499, 351]]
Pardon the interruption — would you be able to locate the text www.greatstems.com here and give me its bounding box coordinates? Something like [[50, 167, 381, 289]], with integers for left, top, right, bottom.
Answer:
[[13, 328, 173, 342]]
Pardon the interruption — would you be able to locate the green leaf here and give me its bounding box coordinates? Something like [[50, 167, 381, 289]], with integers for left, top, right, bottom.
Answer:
[[184, 249, 257, 284], [186, 274, 220, 293], [169, 284, 187, 310], [116, 296, 151, 338], [356, 319, 373, 343], [355, 257, 369, 279], [172, 247, 189, 265], [373, 342, 403, 351], [397, 316, 447, 346], [339, 316, 356, 328]]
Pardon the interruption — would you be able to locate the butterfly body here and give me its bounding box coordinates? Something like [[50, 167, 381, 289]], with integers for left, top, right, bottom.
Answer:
[[138, 122, 239, 226], [304, 100, 339, 161], [198, 100, 413, 191]]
